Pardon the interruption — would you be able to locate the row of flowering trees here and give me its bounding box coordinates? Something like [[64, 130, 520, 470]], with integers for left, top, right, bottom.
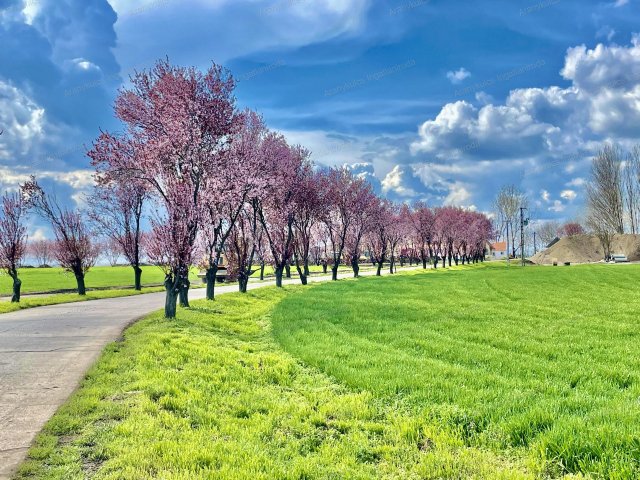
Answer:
[[0, 60, 493, 317]]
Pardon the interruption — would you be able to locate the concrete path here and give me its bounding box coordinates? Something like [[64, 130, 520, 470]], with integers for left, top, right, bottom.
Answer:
[[0, 266, 415, 478]]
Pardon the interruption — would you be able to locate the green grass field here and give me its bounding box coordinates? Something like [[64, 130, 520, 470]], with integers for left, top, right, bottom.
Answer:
[[16, 263, 640, 478], [273, 264, 640, 478], [0, 263, 369, 297], [0, 266, 172, 295]]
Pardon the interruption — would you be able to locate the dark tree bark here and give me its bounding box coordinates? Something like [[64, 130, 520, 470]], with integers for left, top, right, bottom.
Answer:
[[10, 273, 21, 303], [351, 256, 360, 278], [164, 274, 179, 319], [179, 275, 190, 308], [74, 270, 86, 296], [275, 266, 284, 287], [134, 265, 143, 291], [295, 263, 308, 285], [205, 264, 218, 300], [259, 263, 265, 281], [285, 263, 291, 278]]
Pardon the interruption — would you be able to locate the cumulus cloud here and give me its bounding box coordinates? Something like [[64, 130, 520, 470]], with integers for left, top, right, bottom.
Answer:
[[446, 67, 471, 84], [410, 37, 640, 215]]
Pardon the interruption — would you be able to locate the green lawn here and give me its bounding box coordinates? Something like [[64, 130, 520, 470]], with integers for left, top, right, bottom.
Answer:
[[18, 263, 636, 478], [272, 264, 640, 478], [0, 266, 175, 295]]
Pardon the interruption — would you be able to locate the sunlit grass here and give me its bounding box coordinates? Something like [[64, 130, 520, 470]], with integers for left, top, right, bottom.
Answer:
[[272, 263, 640, 478], [16, 280, 531, 479], [0, 287, 166, 314]]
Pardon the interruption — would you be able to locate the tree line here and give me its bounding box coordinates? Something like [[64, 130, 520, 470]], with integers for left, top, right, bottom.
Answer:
[[0, 60, 493, 316]]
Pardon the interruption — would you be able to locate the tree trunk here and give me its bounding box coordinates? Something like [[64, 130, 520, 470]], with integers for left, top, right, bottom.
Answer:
[[376, 261, 383, 276], [351, 257, 359, 278], [296, 264, 308, 285], [238, 273, 249, 293], [422, 257, 427, 269], [206, 265, 218, 301], [331, 263, 339, 281], [134, 265, 143, 291], [164, 274, 179, 319], [303, 261, 310, 278], [75, 271, 86, 295], [389, 258, 394, 274], [10, 274, 21, 303], [285, 263, 291, 278], [322, 261, 328, 274], [179, 275, 190, 308], [259, 263, 265, 281], [275, 266, 284, 287]]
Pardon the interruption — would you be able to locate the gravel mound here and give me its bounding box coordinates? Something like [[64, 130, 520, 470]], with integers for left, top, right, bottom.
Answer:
[[531, 234, 640, 264]]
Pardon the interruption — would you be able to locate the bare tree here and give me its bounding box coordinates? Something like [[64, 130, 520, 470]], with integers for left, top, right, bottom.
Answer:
[[494, 185, 527, 258], [586, 213, 615, 261], [587, 144, 625, 235], [536, 220, 560, 247], [623, 145, 640, 234]]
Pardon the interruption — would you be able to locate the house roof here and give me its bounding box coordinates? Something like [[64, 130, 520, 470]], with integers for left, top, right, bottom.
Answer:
[[491, 241, 507, 252]]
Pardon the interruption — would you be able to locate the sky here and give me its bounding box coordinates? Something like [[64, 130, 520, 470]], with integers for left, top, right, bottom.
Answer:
[[1, 0, 640, 238]]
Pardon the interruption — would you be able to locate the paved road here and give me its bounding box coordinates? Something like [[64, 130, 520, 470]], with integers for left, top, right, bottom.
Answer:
[[0, 266, 414, 478]]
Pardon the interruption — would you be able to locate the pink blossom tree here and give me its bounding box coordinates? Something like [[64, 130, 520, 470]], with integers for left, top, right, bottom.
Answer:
[[320, 167, 370, 281], [22, 178, 98, 295], [199, 109, 268, 299], [343, 182, 378, 277], [88, 181, 148, 289], [559, 222, 585, 237], [227, 200, 264, 293], [291, 167, 324, 284], [88, 59, 237, 317], [367, 199, 393, 276], [28, 239, 54, 267], [410, 201, 435, 269], [0, 192, 28, 302], [258, 137, 309, 287]]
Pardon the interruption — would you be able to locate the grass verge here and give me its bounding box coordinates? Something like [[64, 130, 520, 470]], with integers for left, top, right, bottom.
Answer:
[[0, 287, 167, 315], [16, 281, 531, 479]]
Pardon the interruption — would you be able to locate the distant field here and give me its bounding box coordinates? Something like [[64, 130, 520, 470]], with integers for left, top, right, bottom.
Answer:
[[0, 266, 201, 296], [272, 264, 640, 478], [0, 263, 378, 296]]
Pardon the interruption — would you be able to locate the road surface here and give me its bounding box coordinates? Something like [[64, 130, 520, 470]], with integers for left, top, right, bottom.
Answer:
[[0, 266, 414, 478]]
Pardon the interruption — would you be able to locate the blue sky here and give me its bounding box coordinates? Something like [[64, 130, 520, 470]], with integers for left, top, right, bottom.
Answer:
[[1, 0, 640, 238]]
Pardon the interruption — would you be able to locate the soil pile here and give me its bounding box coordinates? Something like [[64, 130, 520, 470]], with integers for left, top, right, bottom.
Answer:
[[531, 234, 640, 264]]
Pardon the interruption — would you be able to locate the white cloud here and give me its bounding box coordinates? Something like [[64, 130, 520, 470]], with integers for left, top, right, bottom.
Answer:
[[382, 165, 419, 197], [444, 182, 472, 207], [541, 190, 551, 202], [0, 81, 45, 160], [566, 177, 586, 187], [560, 189, 577, 201], [446, 67, 471, 84], [549, 200, 565, 212]]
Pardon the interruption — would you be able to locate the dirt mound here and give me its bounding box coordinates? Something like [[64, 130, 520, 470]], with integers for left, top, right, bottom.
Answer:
[[531, 234, 640, 265]]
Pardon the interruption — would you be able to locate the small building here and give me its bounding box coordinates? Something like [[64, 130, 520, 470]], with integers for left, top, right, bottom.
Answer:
[[490, 241, 508, 259]]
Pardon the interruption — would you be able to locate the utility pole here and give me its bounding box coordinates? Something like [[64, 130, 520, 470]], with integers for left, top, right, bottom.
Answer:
[[533, 231, 537, 254], [520, 207, 528, 267], [505, 221, 510, 266]]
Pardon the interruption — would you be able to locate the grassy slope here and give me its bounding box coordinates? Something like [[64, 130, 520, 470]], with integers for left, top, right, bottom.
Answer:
[[272, 264, 640, 478], [16, 283, 530, 480]]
